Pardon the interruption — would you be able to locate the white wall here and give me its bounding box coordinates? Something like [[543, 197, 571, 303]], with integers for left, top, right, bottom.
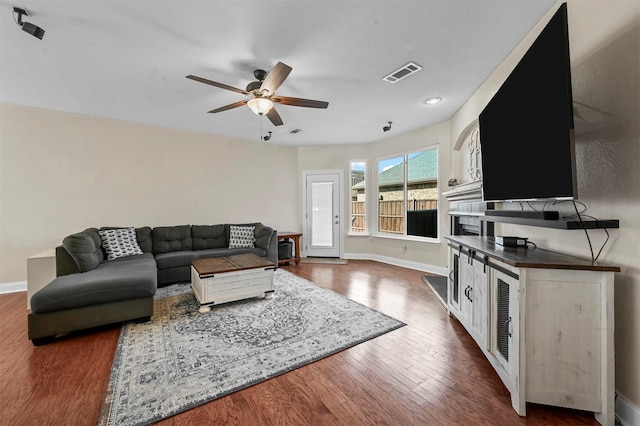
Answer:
[[0, 104, 300, 283], [450, 0, 640, 413]]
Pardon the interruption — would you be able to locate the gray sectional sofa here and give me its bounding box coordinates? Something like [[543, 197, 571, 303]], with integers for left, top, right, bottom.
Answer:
[[28, 223, 278, 345]]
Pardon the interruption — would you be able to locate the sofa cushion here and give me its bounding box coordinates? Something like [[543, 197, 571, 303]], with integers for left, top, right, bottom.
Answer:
[[62, 228, 104, 273], [192, 225, 226, 250], [99, 228, 144, 261], [152, 225, 192, 254], [254, 223, 274, 250], [30, 253, 157, 314], [154, 250, 199, 270], [135, 227, 153, 253], [229, 225, 255, 248]]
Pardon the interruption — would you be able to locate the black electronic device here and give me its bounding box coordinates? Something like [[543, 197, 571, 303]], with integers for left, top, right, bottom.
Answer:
[[485, 210, 560, 220], [22, 22, 45, 39], [495, 236, 529, 248], [13, 7, 45, 40], [479, 3, 577, 202]]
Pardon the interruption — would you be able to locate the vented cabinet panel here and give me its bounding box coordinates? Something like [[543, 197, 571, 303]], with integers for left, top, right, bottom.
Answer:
[[496, 278, 510, 362]]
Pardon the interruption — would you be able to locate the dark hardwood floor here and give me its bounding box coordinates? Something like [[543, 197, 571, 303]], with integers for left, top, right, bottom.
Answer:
[[0, 260, 599, 425]]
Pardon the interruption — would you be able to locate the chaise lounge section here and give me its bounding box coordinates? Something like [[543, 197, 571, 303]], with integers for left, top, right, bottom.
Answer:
[[28, 223, 277, 345]]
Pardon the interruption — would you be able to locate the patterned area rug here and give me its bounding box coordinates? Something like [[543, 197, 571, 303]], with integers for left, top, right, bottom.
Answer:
[[98, 269, 405, 426]]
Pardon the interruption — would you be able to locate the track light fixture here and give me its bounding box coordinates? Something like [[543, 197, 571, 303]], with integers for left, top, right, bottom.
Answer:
[[13, 7, 45, 40], [262, 131, 272, 142], [383, 121, 392, 132]]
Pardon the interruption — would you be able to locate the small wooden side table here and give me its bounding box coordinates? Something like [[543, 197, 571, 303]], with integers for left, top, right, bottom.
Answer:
[[277, 232, 302, 265]]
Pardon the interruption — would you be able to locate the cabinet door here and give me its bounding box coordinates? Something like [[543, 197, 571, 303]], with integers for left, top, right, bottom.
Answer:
[[458, 252, 473, 328], [490, 269, 519, 382], [448, 250, 462, 315], [471, 257, 488, 350]]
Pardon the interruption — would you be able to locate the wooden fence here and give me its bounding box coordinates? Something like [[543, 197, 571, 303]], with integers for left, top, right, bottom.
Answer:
[[351, 199, 437, 233]]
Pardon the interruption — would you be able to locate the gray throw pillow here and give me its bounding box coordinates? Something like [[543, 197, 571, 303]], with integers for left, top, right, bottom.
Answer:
[[99, 227, 143, 261], [228, 225, 255, 248]]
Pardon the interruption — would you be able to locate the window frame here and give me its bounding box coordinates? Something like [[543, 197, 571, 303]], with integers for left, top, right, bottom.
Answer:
[[348, 159, 368, 236], [373, 145, 439, 242]]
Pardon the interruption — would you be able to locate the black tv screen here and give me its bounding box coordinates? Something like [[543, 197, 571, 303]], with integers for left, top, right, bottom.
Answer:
[[479, 3, 577, 202]]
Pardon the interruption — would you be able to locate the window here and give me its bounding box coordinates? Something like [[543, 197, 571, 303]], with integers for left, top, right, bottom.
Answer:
[[350, 161, 366, 233], [376, 147, 438, 238]]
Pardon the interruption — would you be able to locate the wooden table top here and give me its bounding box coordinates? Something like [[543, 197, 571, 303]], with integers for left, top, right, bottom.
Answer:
[[191, 253, 274, 276], [277, 231, 302, 238]]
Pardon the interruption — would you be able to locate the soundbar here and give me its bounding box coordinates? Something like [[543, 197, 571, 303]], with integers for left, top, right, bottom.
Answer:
[[484, 210, 560, 220]]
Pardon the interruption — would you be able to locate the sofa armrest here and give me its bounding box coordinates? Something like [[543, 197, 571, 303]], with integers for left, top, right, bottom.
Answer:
[[266, 228, 278, 267], [55, 246, 80, 277]]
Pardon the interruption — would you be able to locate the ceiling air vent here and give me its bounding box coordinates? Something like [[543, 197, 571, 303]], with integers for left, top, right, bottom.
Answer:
[[382, 61, 423, 84], [289, 128, 302, 134]]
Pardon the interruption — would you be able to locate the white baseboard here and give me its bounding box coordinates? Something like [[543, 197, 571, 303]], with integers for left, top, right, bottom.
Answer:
[[617, 393, 640, 426], [343, 252, 447, 276], [0, 281, 27, 294]]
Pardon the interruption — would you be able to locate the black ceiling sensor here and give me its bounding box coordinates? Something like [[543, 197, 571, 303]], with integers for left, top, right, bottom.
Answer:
[[383, 121, 392, 132], [13, 7, 45, 40]]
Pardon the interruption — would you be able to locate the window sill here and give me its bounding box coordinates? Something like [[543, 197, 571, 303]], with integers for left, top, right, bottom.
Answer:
[[347, 232, 371, 237], [371, 233, 440, 244]]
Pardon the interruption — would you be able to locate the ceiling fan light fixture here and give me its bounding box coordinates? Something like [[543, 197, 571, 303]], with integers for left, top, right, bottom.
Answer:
[[247, 97, 273, 116]]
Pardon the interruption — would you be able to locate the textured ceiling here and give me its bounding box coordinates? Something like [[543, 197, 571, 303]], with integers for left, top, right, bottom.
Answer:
[[0, 0, 557, 146]]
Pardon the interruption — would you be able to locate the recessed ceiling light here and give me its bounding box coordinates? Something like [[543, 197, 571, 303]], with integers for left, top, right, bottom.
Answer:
[[425, 97, 442, 104]]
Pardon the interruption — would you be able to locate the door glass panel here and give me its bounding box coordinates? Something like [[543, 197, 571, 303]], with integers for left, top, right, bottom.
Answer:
[[311, 182, 333, 247]]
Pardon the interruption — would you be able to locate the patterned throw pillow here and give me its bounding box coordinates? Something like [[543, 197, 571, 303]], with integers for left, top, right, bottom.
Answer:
[[228, 225, 255, 248], [99, 227, 143, 261]]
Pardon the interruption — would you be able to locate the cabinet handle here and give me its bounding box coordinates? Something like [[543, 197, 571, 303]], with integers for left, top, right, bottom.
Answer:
[[464, 286, 473, 302], [505, 317, 512, 337]]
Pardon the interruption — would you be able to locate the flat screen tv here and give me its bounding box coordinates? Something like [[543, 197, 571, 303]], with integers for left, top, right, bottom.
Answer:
[[479, 3, 577, 202]]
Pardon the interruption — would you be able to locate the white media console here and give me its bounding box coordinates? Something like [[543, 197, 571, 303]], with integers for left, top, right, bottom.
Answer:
[[443, 181, 620, 426], [446, 235, 618, 426]]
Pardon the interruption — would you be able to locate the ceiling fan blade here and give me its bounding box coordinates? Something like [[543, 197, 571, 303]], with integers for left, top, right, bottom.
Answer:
[[266, 107, 284, 126], [272, 96, 329, 109], [259, 62, 292, 96], [186, 75, 248, 95], [208, 99, 248, 113]]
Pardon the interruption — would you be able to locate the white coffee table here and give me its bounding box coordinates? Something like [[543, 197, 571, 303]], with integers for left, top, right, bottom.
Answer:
[[191, 253, 275, 313]]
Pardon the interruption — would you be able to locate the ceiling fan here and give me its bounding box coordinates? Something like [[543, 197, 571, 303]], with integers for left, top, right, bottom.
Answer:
[[186, 62, 328, 126]]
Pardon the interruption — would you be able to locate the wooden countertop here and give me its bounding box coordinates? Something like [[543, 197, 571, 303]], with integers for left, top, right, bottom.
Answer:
[[446, 235, 620, 272]]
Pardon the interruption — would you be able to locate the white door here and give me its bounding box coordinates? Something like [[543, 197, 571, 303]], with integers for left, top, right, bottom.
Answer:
[[304, 171, 342, 258]]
